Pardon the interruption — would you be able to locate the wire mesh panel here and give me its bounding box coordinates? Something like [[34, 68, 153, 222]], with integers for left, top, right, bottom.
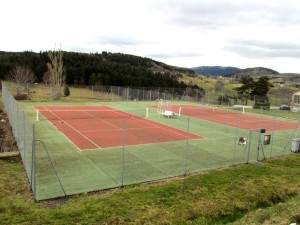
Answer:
[[1, 83, 34, 189]]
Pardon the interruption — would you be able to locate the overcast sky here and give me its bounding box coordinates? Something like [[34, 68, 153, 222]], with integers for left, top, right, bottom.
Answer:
[[1, 0, 300, 73]]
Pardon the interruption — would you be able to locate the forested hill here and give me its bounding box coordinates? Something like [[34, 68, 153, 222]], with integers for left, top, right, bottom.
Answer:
[[232, 67, 279, 77], [191, 66, 284, 78], [0, 51, 197, 89], [192, 66, 241, 76]]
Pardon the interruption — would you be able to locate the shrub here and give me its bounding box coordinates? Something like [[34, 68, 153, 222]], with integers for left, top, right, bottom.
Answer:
[[14, 94, 29, 100], [64, 86, 70, 97]]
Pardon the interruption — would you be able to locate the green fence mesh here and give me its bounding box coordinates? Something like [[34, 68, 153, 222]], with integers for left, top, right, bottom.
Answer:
[[3, 83, 300, 201]]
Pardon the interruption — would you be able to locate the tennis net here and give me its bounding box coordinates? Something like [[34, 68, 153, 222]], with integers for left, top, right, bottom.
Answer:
[[36, 108, 148, 121], [179, 106, 242, 117]]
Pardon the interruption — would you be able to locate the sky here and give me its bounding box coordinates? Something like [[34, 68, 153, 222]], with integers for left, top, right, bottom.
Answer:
[[1, 0, 300, 73]]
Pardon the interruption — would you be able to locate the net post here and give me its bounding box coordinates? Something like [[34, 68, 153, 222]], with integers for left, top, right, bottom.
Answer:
[[179, 107, 181, 116], [242, 106, 245, 114], [146, 108, 149, 118], [36, 110, 39, 121]]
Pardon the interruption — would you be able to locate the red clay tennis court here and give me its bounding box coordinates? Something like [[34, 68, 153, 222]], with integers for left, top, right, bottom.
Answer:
[[35, 106, 203, 150], [167, 105, 298, 131]]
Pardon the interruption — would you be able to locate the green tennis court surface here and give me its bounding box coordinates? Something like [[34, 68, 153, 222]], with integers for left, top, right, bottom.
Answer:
[[2, 81, 297, 201]]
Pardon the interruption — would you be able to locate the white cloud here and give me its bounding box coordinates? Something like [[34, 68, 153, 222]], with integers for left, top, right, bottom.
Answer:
[[1, 0, 300, 73]]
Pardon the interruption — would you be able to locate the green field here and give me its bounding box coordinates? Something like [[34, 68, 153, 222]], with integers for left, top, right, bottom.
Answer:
[[1, 154, 300, 224]]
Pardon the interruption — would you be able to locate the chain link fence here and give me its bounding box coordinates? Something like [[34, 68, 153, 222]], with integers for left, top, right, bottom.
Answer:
[[3, 83, 300, 201], [2, 83, 35, 193]]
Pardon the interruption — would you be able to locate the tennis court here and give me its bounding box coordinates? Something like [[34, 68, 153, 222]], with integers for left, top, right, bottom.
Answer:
[[4, 83, 300, 201], [35, 106, 203, 149], [166, 105, 298, 131]]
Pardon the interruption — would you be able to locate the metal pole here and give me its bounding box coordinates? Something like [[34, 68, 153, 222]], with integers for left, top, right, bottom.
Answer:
[[184, 117, 190, 175], [31, 124, 36, 201], [92, 85, 94, 99], [260, 106, 263, 128], [143, 87, 145, 101], [270, 112, 277, 159], [121, 120, 126, 187], [172, 88, 174, 101], [226, 103, 229, 131], [127, 87, 129, 101], [17, 103, 19, 144], [247, 130, 253, 163], [233, 114, 240, 165], [24, 112, 26, 163], [256, 131, 262, 161], [23, 111, 26, 161]]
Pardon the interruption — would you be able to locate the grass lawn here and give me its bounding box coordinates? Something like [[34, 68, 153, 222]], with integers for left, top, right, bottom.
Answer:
[[0, 154, 300, 224]]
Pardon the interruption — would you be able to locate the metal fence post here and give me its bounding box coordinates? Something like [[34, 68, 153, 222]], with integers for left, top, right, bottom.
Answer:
[[247, 130, 253, 163], [233, 114, 240, 165], [121, 120, 126, 187], [184, 118, 190, 175], [23, 111, 26, 161], [17, 103, 19, 144], [31, 124, 36, 201]]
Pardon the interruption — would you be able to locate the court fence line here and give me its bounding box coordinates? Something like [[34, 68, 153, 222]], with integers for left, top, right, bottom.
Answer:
[[1, 83, 65, 201], [2, 83, 35, 195], [63, 85, 295, 108], [3, 82, 300, 201]]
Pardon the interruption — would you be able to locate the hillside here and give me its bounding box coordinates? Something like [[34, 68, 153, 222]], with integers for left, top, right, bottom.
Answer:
[[2, 51, 300, 91], [233, 67, 279, 77], [192, 66, 241, 76], [0, 51, 197, 90], [191, 66, 281, 77]]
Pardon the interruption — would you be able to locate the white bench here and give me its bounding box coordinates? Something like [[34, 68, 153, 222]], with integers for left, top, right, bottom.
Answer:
[[162, 110, 176, 118]]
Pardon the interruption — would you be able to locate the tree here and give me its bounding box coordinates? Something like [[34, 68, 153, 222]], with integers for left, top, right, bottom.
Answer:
[[234, 76, 255, 105], [251, 76, 274, 109], [44, 49, 65, 100], [6, 66, 36, 96], [215, 80, 224, 92], [235, 75, 274, 109], [251, 76, 274, 96]]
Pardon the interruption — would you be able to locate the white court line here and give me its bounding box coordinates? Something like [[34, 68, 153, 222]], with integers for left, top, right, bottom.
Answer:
[[40, 108, 101, 149], [83, 111, 122, 130], [84, 109, 196, 139], [39, 107, 202, 149]]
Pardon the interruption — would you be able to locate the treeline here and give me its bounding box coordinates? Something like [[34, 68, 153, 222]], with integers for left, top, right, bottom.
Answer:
[[0, 51, 200, 92]]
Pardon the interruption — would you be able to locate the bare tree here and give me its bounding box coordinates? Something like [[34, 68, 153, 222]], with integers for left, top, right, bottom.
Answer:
[[45, 49, 65, 100], [6, 66, 36, 96], [215, 80, 224, 92]]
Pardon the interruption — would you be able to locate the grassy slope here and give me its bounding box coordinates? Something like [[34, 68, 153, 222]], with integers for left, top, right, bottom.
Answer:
[[1, 155, 300, 225]]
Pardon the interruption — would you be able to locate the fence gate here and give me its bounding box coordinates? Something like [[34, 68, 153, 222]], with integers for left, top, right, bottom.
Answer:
[[246, 128, 270, 163]]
